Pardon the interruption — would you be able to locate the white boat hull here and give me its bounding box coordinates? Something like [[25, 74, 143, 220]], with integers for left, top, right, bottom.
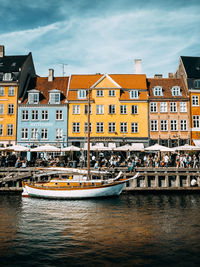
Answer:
[[23, 182, 125, 199]]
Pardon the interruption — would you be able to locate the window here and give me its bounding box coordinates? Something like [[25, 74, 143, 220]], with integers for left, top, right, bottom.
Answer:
[[8, 87, 15, 96], [192, 96, 199, 106], [84, 122, 92, 133], [109, 90, 115, 97], [8, 104, 14, 115], [96, 122, 104, 133], [0, 124, 3, 136], [56, 110, 63, 120], [0, 87, 4, 96], [108, 105, 115, 114], [131, 122, 138, 133], [72, 122, 80, 133], [41, 129, 48, 139], [170, 102, 177, 112], [160, 120, 168, 131], [150, 102, 157, 113], [97, 90, 103, 97], [21, 128, 28, 139], [7, 124, 13, 136], [193, 115, 200, 128], [84, 105, 92, 114], [31, 128, 38, 140], [150, 120, 158, 131], [0, 104, 4, 115], [108, 122, 116, 133], [28, 93, 39, 104], [49, 93, 60, 104], [120, 105, 127, 114], [78, 90, 86, 99], [194, 80, 200, 88], [56, 129, 63, 139], [96, 105, 104, 114], [171, 86, 181, 96], [3, 73, 12, 81], [120, 122, 127, 133], [153, 86, 163, 96], [170, 120, 178, 131], [22, 110, 28, 121], [180, 120, 187, 131], [41, 110, 48, 120], [160, 102, 167, 113], [73, 105, 80, 114], [129, 90, 139, 99], [131, 105, 138, 114], [31, 110, 38, 120], [180, 102, 187, 112]]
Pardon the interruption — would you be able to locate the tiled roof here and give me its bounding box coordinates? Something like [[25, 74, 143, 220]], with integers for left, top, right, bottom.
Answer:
[[147, 78, 188, 99], [181, 56, 200, 78], [69, 74, 103, 89], [21, 76, 69, 104], [109, 74, 147, 89]]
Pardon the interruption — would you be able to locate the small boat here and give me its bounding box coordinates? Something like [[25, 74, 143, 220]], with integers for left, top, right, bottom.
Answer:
[[22, 172, 139, 199]]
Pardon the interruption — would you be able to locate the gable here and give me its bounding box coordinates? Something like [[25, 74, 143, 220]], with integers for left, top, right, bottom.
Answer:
[[93, 75, 121, 89]]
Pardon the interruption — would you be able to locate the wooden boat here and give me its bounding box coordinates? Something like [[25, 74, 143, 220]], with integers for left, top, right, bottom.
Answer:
[[22, 172, 139, 199]]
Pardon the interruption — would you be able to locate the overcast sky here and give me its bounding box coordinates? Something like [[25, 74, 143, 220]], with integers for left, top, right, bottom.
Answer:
[[0, 0, 200, 77]]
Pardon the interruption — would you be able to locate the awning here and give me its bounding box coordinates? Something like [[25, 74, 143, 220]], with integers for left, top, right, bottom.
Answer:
[[193, 140, 200, 147]]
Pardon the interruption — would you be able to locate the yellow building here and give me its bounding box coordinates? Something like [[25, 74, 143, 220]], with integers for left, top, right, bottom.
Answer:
[[67, 73, 148, 147], [0, 45, 35, 147]]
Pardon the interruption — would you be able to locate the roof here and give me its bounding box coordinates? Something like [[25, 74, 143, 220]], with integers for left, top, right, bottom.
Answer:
[[21, 76, 69, 104], [0, 55, 29, 72], [147, 78, 188, 99], [181, 56, 200, 78]]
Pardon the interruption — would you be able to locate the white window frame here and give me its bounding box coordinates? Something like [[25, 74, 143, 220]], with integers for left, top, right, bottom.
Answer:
[[108, 105, 116, 114], [56, 128, 63, 139], [72, 105, 80, 114], [21, 128, 28, 140], [192, 96, 199, 106], [0, 104, 4, 115], [0, 124, 3, 136], [108, 122, 116, 133], [49, 93, 60, 104], [56, 110, 63, 120], [96, 122, 104, 133], [180, 120, 187, 131], [96, 90, 103, 97], [129, 90, 139, 99], [120, 122, 127, 133], [160, 102, 167, 113], [84, 122, 92, 133], [28, 93, 39, 104], [22, 110, 28, 121], [31, 128, 38, 140], [0, 87, 5, 96], [170, 120, 178, 131], [150, 120, 158, 131], [171, 86, 181, 96], [8, 87, 15, 96], [8, 104, 14, 115], [150, 102, 157, 113], [180, 102, 187, 112], [153, 86, 163, 96], [193, 115, 200, 128], [131, 105, 138, 114], [160, 120, 168, 131], [41, 128, 48, 140], [7, 124, 13, 136], [41, 110, 48, 120], [31, 110, 38, 120], [120, 105, 127, 114], [109, 90, 115, 97], [3, 73, 12, 81], [84, 105, 92, 114], [96, 105, 104, 114], [72, 122, 80, 133], [194, 80, 200, 88], [170, 102, 177, 113], [131, 122, 138, 133], [78, 90, 87, 99]]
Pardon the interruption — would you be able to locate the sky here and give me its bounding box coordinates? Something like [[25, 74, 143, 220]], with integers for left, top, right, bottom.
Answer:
[[0, 0, 200, 78]]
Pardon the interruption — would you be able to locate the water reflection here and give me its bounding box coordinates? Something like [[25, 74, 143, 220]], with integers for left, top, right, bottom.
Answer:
[[0, 194, 200, 266]]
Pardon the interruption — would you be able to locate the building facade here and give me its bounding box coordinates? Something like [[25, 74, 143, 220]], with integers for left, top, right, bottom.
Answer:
[[67, 73, 149, 147], [17, 70, 69, 155], [147, 76, 190, 147], [0, 45, 35, 147], [175, 56, 200, 146]]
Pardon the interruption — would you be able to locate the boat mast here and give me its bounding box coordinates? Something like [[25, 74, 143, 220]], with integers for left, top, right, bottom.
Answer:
[[87, 86, 91, 180]]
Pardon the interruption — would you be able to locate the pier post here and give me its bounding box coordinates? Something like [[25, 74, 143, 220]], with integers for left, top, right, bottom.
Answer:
[[176, 174, 180, 188], [186, 173, 190, 187], [16, 181, 20, 188], [155, 173, 159, 187], [144, 173, 148, 188], [165, 172, 169, 187]]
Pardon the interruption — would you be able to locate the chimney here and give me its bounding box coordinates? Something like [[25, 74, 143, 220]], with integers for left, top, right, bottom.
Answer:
[[48, 69, 54, 82], [0, 45, 5, 58], [154, 74, 163, 78], [134, 59, 142, 74], [168, 72, 174, 78]]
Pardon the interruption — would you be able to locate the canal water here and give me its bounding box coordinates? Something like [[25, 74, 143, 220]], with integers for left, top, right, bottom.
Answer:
[[0, 193, 200, 267]]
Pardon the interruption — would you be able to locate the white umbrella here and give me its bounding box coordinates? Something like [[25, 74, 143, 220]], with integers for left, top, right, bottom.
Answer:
[[113, 144, 134, 151], [31, 144, 60, 152], [5, 144, 30, 152], [173, 144, 199, 151], [90, 144, 111, 151], [145, 144, 174, 152], [61, 145, 81, 152], [131, 143, 144, 151]]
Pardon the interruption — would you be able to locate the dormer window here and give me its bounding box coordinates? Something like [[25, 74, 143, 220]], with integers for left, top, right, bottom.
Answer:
[[171, 86, 181, 96], [194, 80, 200, 88], [129, 90, 139, 99], [49, 93, 60, 104], [3, 73, 12, 81], [153, 86, 163, 96], [78, 89, 86, 99], [28, 93, 39, 104]]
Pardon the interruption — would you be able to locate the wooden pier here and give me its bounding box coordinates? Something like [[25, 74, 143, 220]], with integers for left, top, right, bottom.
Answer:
[[0, 167, 200, 193]]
